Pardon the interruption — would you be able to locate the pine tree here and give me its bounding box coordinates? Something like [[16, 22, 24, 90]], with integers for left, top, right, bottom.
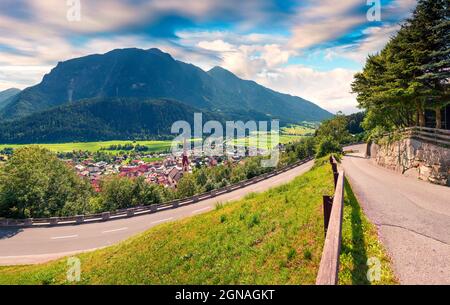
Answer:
[[408, 0, 450, 128], [352, 0, 449, 131]]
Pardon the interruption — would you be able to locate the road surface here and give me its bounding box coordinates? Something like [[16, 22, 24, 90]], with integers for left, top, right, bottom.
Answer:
[[343, 144, 450, 284], [0, 160, 314, 265]]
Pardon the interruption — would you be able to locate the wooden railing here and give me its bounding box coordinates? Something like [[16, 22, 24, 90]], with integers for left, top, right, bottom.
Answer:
[[401, 127, 450, 147], [0, 156, 314, 228], [316, 156, 345, 285]]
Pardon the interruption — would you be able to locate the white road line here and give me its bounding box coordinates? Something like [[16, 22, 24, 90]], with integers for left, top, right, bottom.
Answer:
[[191, 207, 211, 214], [50, 235, 78, 240], [101, 227, 128, 234], [151, 217, 173, 224]]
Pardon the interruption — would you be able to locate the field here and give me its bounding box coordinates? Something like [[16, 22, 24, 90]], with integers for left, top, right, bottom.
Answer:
[[281, 123, 317, 136], [230, 123, 317, 149], [0, 124, 317, 153], [0, 157, 396, 285], [0, 140, 174, 153]]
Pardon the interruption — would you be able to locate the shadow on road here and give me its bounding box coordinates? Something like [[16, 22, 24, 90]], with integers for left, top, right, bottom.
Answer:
[[0, 228, 23, 240], [341, 179, 371, 285]]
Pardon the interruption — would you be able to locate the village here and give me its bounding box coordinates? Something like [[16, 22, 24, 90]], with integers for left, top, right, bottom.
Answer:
[[65, 146, 269, 192]]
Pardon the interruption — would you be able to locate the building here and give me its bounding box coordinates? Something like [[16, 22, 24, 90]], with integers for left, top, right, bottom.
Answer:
[[167, 166, 184, 187]]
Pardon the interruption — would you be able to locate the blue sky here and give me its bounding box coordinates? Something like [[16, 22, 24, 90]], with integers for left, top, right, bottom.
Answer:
[[0, 0, 417, 113]]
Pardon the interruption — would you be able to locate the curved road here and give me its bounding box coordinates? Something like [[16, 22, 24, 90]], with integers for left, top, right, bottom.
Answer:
[[343, 144, 450, 284], [0, 160, 314, 265]]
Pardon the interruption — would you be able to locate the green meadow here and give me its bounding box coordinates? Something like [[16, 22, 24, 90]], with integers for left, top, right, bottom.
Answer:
[[0, 140, 174, 153], [0, 124, 316, 154]]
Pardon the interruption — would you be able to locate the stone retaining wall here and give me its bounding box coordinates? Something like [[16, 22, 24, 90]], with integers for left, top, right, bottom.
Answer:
[[370, 138, 449, 186]]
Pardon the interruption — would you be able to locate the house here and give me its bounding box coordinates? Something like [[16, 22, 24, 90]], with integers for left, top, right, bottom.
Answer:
[[87, 166, 101, 173], [75, 164, 86, 172], [167, 166, 183, 187], [95, 161, 108, 168]]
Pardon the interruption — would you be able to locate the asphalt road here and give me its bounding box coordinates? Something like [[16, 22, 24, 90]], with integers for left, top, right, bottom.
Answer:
[[343, 144, 450, 284], [0, 160, 314, 265]]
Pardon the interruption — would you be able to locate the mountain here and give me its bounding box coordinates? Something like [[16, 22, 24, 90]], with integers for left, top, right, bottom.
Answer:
[[0, 48, 332, 123], [0, 98, 222, 144], [0, 88, 20, 111]]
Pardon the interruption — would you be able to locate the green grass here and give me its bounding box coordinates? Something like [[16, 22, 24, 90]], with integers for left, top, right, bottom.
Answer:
[[281, 124, 316, 136], [0, 158, 396, 285], [0, 140, 174, 153]]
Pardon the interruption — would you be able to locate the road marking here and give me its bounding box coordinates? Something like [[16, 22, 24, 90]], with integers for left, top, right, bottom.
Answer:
[[51, 235, 78, 240], [101, 227, 128, 234], [191, 207, 211, 214], [151, 217, 173, 224]]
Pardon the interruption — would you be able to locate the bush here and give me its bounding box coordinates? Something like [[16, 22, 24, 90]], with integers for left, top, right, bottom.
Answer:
[[315, 136, 342, 158], [98, 176, 166, 211], [98, 176, 135, 211]]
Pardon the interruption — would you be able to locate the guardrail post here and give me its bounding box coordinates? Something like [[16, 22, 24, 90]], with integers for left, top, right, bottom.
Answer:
[[24, 218, 33, 226], [192, 196, 199, 203], [102, 212, 110, 221], [49, 217, 58, 225], [330, 156, 339, 188], [210, 190, 217, 197], [127, 209, 135, 217], [173, 201, 179, 208], [76, 215, 84, 224], [150, 205, 158, 212], [322, 196, 333, 237]]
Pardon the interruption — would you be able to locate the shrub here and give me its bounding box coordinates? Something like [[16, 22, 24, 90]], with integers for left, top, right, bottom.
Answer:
[[315, 136, 342, 158], [0, 147, 93, 218]]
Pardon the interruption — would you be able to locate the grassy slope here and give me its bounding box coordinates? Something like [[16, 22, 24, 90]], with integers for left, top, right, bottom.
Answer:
[[0, 158, 396, 285]]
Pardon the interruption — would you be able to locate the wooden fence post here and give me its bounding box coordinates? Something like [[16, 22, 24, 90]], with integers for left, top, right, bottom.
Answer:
[[322, 195, 333, 237]]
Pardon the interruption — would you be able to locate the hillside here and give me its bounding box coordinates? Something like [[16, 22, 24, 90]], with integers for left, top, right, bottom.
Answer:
[[0, 159, 396, 285], [0, 97, 221, 143], [0, 88, 20, 111], [0, 48, 332, 123]]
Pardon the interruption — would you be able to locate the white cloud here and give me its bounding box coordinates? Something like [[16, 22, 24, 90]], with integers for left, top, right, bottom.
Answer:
[[324, 24, 401, 64], [197, 40, 235, 52], [175, 30, 358, 114], [254, 66, 359, 114], [289, 0, 366, 49], [0, 65, 52, 91]]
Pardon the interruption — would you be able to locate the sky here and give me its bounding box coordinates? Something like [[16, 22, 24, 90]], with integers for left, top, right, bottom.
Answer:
[[0, 0, 417, 114]]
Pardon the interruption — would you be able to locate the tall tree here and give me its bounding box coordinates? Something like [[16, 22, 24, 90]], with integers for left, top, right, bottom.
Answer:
[[352, 0, 449, 132], [410, 0, 450, 128]]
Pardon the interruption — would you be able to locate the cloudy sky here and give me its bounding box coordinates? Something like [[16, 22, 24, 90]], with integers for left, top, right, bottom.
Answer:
[[0, 0, 417, 114]]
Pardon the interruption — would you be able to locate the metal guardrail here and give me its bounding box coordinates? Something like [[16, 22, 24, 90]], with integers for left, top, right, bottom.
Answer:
[[0, 156, 314, 228], [316, 156, 345, 285]]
